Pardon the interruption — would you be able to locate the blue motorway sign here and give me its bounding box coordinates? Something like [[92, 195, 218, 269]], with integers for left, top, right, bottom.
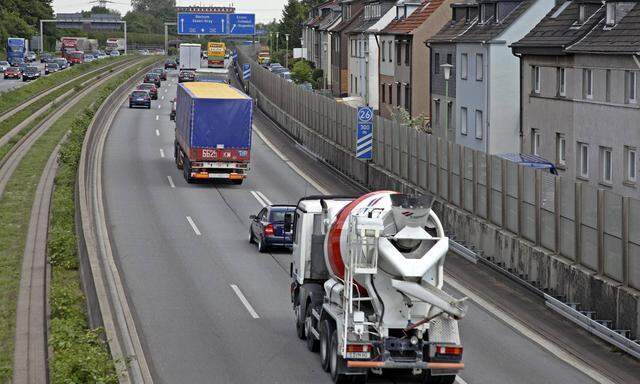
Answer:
[[229, 14, 256, 36], [178, 13, 227, 35], [357, 106, 373, 123], [356, 122, 373, 160]]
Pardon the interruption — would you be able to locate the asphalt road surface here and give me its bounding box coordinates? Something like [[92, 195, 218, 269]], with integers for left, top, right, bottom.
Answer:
[[101, 70, 603, 383]]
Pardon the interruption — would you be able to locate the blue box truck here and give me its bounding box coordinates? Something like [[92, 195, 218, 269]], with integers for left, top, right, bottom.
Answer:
[[174, 82, 253, 184]]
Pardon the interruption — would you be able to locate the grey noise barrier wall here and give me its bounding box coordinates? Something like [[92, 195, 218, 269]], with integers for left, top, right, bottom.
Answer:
[[236, 47, 640, 344]]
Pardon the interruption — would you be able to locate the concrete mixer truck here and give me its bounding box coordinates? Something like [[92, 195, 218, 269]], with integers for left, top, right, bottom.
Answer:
[[287, 191, 467, 384]]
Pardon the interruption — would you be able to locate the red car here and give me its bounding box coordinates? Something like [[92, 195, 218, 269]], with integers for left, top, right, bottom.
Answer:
[[4, 67, 21, 79], [136, 83, 158, 100]]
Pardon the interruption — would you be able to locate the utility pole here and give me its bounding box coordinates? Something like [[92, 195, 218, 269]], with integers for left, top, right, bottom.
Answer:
[[276, 32, 279, 54], [285, 33, 290, 68]]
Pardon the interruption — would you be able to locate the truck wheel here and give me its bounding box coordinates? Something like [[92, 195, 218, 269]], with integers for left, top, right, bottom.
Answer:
[[320, 320, 334, 372], [329, 330, 349, 384], [183, 158, 193, 183], [305, 303, 319, 352], [295, 289, 307, 340], [175, 143, 183, 170]]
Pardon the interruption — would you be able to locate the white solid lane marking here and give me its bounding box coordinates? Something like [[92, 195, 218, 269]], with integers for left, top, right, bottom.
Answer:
[[155, 129, 160, 136], [155, 115, 159, 120], [456, 377, 469, 384], [252, 125, 329, 194], [230, 284, 260, 319], [161, 96, 165, 100], [250, 191, 267, 207], [167, 175, 175, 188], [445, 277, 616, 384], [159, 149, 165, 158], [186, 216, 201, 236], [158, 104, 161, 109], [256, 191, 272, 206]]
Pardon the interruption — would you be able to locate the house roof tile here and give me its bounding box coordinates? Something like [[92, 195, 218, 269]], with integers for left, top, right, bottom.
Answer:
[[383, 0, 447, 35]]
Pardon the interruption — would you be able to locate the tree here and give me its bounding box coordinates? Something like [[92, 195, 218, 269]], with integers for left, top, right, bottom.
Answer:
[[291, 59, 312, 84], [125, 0, 176, 34], [0, 0, 53, 54], [392, 107, 431, 135]]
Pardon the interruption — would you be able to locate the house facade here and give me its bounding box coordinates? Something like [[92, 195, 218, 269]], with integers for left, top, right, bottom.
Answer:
[[330, 0, 366, 97], [512, 0, 640, 198], [378, 0, 454, 119], [429, 0, 554, 153], [428, 39, 456, 142]]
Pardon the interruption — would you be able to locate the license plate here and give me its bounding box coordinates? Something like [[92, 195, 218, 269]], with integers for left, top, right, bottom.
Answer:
[[345, 352, 371, 359], [136, 98, 144, 101]]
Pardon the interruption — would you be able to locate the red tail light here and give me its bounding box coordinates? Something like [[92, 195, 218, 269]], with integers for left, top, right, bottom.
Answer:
[[436, 346, 463, 356], [346, 344, 371, 352], [264, 224, 274, 236]]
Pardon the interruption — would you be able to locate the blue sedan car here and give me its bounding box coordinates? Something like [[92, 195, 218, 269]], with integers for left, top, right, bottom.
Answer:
[[249, 205, 296, 252]]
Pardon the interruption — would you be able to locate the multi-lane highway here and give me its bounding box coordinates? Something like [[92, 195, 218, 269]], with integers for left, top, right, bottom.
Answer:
[[0, 62, 46, 93], [100, 69, 630, 383]]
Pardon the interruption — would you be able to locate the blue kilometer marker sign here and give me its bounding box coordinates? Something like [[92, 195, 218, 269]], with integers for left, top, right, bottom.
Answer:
[[177, 13, 256, 36], [356, 106, 374, 160]]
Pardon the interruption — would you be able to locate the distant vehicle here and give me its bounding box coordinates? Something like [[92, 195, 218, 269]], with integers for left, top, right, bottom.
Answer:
[[110, 50, 120, 57], [178, 69, 195, 83], [164, 59, 177, 69], [67, 50, 84, 65], [144, 72, 161, 87], [207, 42, 225, 68], [105, 38, 125, 54], [257, 51, 270, 65], [179, 43, 201, 70], [84, 54, 95, 63], [40, 53, 53, 63], [136, 83, 158, 100], [139, 49, 150, 55], [60, 37, 97, 61], [22, 66, 40, 81], [0, 61, 9, 72], [150, 67, 167, 81], [279, 71, 293, 82], [299, 82, 313, 92], [45, 63, 60, 74], [497, 153, 559, 175], [169, 97, 176, 121], [95, 51, 107, 59], [54, 58, 69, 69], [26, 51, 36, 62], [249, 205, 296, 252], [9, 57, 25, 67], [271, 67, 288, 76], [174, 82, 253, 184], [194, 68, 229, 83], [129, 90, 151, 109], [268, 63, 283, 72], [3, 67, 21, 79], [6, 38, 27, 62]]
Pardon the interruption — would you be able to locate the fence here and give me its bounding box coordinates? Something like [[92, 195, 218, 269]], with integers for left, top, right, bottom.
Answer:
[[238, 48, 640, 294]]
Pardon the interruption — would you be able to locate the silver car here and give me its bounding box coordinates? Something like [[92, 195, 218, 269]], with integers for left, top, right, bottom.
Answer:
[[0, 61, 9, 72]]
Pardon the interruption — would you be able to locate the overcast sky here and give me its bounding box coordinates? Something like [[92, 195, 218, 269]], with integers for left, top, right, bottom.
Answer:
[[51, 1, 285, 23]]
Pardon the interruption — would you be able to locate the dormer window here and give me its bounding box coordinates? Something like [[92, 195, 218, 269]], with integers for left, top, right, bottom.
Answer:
[[606, 2, 616, 26], [578, 4, 586, 24]]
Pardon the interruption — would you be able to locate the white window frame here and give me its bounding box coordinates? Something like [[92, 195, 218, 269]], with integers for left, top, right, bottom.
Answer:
[[533, 66, 541, 94], [625, 146, 637, 183], [531, 128, 541, 156], [585, 68, 593, 99], [557, 133, 566, 166], [476, 53, 483, 81], [600, 146, 612, 184], [461, 53, 468, 80], [629, 71, 637, 103], [475, 110, 483, 140], [460, 107, 468, 135], [558, 67, 566, 96], [606, 2, 616, 26], [578, 142, 589, 178]]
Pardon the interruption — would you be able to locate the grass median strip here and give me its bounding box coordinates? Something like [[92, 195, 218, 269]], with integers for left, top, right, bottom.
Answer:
[[0, 57, 157, 382], [0, 56, 131, 116]]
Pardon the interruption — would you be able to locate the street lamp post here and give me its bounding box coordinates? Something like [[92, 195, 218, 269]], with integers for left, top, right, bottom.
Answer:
[[276, 32, 280, 54], [269, 32, 273, 53], [441, 63, 453, 140], [285, 34, 290, 68]]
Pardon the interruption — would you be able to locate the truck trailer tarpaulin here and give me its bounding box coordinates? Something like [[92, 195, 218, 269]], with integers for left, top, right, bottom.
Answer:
[[175, 82, 253, 183]]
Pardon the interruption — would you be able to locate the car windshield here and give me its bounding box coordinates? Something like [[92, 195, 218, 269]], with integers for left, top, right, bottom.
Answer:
[[0, 61, 8, 66], [27, 66, 38, 71], [132, 91, 147, 97], [48, 64, 59, 68], [138, 84, 153, 89]]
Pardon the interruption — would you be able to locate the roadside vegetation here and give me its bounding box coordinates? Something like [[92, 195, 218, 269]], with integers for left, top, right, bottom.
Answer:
[[0, 56, 156, 382]]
